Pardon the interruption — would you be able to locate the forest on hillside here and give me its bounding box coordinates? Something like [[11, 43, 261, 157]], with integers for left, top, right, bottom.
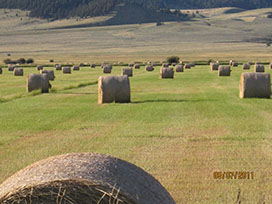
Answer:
[[0, 0, 271, 19]]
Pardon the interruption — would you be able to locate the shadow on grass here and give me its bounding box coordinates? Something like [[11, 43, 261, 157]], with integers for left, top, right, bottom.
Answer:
[[131, 99, 218, 104]]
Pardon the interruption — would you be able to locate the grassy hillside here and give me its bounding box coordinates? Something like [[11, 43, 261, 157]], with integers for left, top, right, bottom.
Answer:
[[1, 64, 272, 203]]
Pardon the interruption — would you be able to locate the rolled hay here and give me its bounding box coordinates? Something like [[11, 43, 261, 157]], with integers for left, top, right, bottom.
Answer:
[[98, 75, 130, 103], [55, 64, 62, 70], [134, 64, 140, 69], [0, 67, 2, 74], [270, 63, 272, 69], [73, 65, 80, 71], [36, 65, 43, 71], [8, 65, 15, 71], [184, 64, 191, 69], [254, 64, 265, 72], [63, 67, 71, 74], [162, 63, 169, 68], [152, 62, 157, 67], [91, 64, 96, 68], [218, 66, 231, 76], [243, 63, 251, 70], [14, 68, 23, 76], [160, 67, 174, 79], [26, 74, 50, 93], [145, 65, 154, 71], [175, 65, 184, 72], [122, 68, 133, 77], [248, 62, 254, 65], [40, 70, 55, 80], [231, 61, 238, 67], [0, 153, 176, 204], [129, 63, 134, 67], [239, 73, 271, 98], [103, 65, 112, 74], [210, 63, 219, 71]]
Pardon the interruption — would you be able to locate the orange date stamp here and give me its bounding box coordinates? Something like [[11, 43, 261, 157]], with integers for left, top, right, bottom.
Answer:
[[213, 171, 254, 179]]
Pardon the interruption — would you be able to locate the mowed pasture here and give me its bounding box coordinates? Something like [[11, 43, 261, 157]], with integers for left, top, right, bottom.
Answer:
[[0, 65, 272, 203]]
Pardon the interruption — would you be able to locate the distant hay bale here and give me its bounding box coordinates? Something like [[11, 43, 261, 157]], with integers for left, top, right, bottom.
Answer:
[[79, 63, 84, 67], [0, 67, 2, 74], [152, 62, 157, 66], [239, 72, 271, 98], [243, 63, 250, 70], [248, 62, 254, 65], [172, 63, 177, 66], [175, 65, 184, 72], [40, 70, 55, 80], [189, 62, 195, 67], [210, 63, 219, 71], [8, 65, 16, 71], [55, 64, 62, 70], [231, 61, 238, 67], [14, 68, 23, 76], [134, 64, 140, 69], [0, 153, 175, 204], [129, 63, 134, 67], [26, 74, 50, 93], [73, 65, 80, 71], [145, 65, 154, 71], [122, 68, 133, 77], [162, 63, 169, 68], [254, 64, 265, 72], [91, 64, 96, 68], [103, 65, 112, 74], [160, 67, 174, 79], [270, 63, 272, 69], [184, 64, 191, 69], [63, 67, 71, 74], [37, 65, 43, 71], [218, 66, 231, 76], [98, 76, 130, 104]]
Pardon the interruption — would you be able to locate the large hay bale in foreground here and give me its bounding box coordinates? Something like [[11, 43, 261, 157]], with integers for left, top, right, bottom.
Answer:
[[254, 64, 265, 72], [98, 75, 130, 104], [36, 65, 43, 71], [14, 68, 23, 76], [40, 70, 55, 80], [122, 68, 133, 77], [243, 63, 250, 70], [73, 65, 80, 71], [63, 67, 71, 74], [210, 63, 219, 71], [218, 66, 231, 76], [240, 73, 271, 98], [0, 153, 176, 204], [145, 65, 154, 71], [26, 74, 50, 93], [160, 67, 174, 79], [175, 65, 184, 72]]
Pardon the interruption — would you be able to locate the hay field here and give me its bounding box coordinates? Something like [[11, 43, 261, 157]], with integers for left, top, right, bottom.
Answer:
[[1, 65, 272, 203]]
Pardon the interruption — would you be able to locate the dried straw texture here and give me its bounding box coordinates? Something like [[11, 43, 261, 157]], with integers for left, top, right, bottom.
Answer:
[[0, 67, 2, 74], [145, 65, 154, 72], [210, 63, 219, 71], [14, 68, 23, 76], [37, 65, 43, 71], [27, 74, 50, 93], [162, 63, 169, 68], [122, 68, 133, 77], [239, 73, 271, 98], [243, 63, 250, 70], [63, 67, 71, 74], [98, 76, 130, 104], [55, 64, 62, 70], [134, 64, 140, 69], [40, 70, 55, 81], [254, 64, 265, 72], [91, 64, 96, 68], [218, 66, 231, 76], [73, 66, 80, 71], [184, 64, 191, 69], [160, 67, 174, 79], [0, 153, 176, 204], [175, 65, 184, 72]]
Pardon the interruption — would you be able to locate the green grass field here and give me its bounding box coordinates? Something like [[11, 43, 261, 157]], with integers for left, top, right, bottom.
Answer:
[[1, 65, 272, 203]]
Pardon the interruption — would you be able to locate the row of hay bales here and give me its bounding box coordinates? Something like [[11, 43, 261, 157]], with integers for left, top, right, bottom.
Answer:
[[0, 153, 176, 204]]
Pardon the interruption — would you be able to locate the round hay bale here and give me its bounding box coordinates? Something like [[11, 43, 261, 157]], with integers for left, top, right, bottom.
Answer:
[[160, 67, 174, 79], [218, 66, 231, 76], [103, 65, 112, 74], [55, 64, 62, 70], [254, 64, 265, 72], [26, 74, 50, 93], [243, 63, 250, 70], [145, 65, 154, 72], [36, 65, 43, 71], [8, 65, 16, 71], [98, 75, 130, 103], [63, 67, 71, 74], [73, 65, 80, 71], [162, 63, 169, 68], [184, 64, 191, 69], [210, 63, 219, 71], [270, 63, 272, 69], [14, 68, 23, 76], [129, 63, 134, 67], [40, 70, 55, 80], [134, 64, 140, 69], [0, 153, 176, 204], [91, 64, 96, 68], [122, 68, 133, 77], [79, 63, 84, 67], [239, 72, 271, 98], [152, 62, 157, 67], [248, 62, 254, 65], [175, 65, 184, 72], [0, 67, 2, 75], [231, 61, 238, 67]]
